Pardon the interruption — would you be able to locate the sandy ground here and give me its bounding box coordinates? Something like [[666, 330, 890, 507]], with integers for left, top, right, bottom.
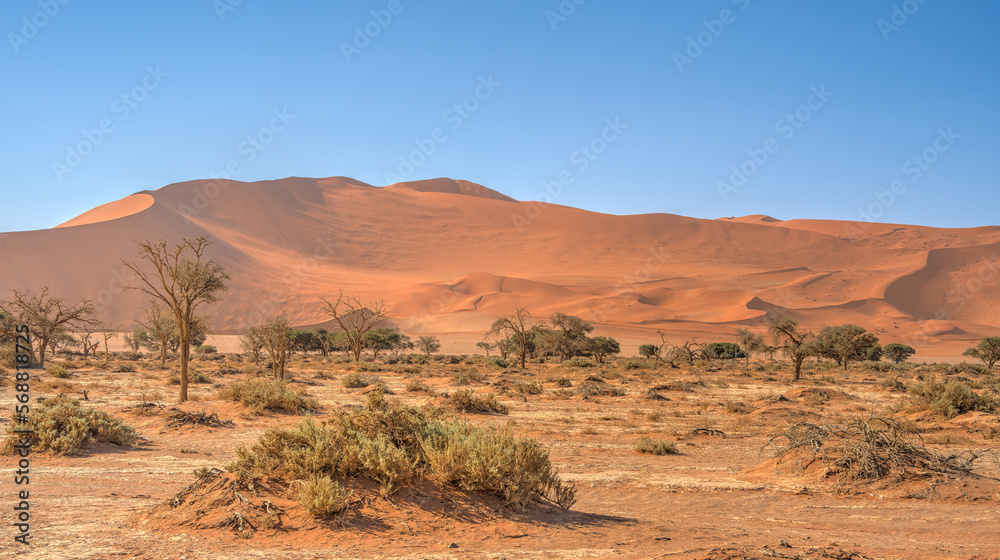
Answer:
[[2, 351, 999, 559]]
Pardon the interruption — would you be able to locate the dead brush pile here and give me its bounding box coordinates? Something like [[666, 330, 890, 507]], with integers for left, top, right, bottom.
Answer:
[[165, 409, 235, 428], [767, 416, 995, 488]]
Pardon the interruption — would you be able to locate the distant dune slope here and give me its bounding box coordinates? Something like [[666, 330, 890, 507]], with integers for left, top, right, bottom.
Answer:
[[2, 176, 998, 355]]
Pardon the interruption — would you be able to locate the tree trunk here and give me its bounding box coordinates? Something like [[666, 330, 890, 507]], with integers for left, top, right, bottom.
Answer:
[[37, 337, 48, 368], [178, 336, 190, 402], [159, 343, 167, 367], [793, 356, 804, 381]]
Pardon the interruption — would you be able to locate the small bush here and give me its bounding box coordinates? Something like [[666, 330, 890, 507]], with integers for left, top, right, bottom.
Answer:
[[227, 400, 573, 510], [405, 379, 432, 393], [563, 357, 593, 368], [194, 345, 217, 354], [356, 362, 385, 372], [635, 436, 678, 455], [861, 361, 895, 373], [341, 373, 373, 388], [218, 378, 319, 415], [112, 363, 136, 373], [167, 370, 213, 385], [46, 365, 72, 378], [391, 364, 422, 375], [484, 357, 508, 368], [514, 381, 543, 395], [447, 389, 509, 414], [451, 368, 484, 386], [622, 358, 652, 370], [297, 475, 353, 518], [548, 376, 573, 387], [3, 398, 138, 455], [907, 378, 995, 419]]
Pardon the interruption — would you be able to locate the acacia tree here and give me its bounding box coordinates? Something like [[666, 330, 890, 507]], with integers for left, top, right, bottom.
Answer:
[[1, 286, 95, 367], [259, 315, 292, 379], [814, 324, 880, 370], [124, 236, 229, 402], [767, 315, 815, 381], [588, 336, 620, 364], [320, 291, 390, 363], [417, 335, 441, 357], [736, 327, 767, 366], [486, 308, 543, 369], [476, 341, 493, 356], [883, 343, 916, 364], [964, 337, 1000, 369]]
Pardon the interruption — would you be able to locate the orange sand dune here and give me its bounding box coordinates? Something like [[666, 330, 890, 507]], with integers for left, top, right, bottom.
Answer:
[[2, 176, 998, 357]]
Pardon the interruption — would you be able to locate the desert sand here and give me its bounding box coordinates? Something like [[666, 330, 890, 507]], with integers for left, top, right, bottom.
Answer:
[[1, 176, 998, 357]]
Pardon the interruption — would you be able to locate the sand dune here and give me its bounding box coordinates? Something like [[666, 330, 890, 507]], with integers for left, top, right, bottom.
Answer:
[[1, 176, 998, 356]]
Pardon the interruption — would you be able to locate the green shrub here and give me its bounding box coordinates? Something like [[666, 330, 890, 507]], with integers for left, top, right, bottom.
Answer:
[[3, 398, 138, 455], [907, 378, 996, 419], [194, 345, 217, 354], [218, 378, 319, 415], [563, 357, 593, 368], [484, 357, 508, 368], [447, 389, 509, 414], [46, 364, 71, 378], [297, 475, 353, 518], [634, 436, 678, 455], [341, 373, 373, 388], [227, 399, 574, 510]]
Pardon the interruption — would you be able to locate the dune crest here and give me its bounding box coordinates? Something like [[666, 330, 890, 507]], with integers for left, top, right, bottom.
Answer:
[[3, 176, 999, 356], [55, 193, 155, 228]]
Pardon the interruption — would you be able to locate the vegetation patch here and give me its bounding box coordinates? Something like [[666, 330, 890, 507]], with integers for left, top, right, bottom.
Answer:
[[446, 389, 509, 415], [218, 378, 319, 415], [904, 378, 995, 419], [634, 436, 678, 455], [3, 397, 138, 455]]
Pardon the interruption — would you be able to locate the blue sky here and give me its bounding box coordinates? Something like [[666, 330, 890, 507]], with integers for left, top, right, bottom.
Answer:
[[2, 0, 998, 232]]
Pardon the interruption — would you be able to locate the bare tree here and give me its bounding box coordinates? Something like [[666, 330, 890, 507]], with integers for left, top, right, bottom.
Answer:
[[319, 291, 390, 363], [124, 236, 229, 402], [258, 316, 292, 379], [486, 308, 543, 369], [1, 287, 95, 367], [98, 323, 121, 366], [240, 325, 265, 364]]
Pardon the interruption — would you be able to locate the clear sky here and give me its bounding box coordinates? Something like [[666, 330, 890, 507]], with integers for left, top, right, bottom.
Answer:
[[2, 0, 998, 232]]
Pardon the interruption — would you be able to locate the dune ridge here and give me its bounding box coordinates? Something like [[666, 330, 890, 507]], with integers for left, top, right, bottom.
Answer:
[[2, 176, 999, 356]]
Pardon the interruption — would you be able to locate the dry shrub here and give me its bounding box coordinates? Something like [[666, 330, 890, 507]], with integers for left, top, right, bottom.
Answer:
[[634, 436, 678, 455], [405, 379, 432, 393], [341, 372, 372, 388], [227, 396, 574, 510], [46, 364, 72, 378], [446, 389, 509, 414], [578, 383, 625, 397], [451, 368, 484, 385], [218, 378, 319, 415], [3, 397, 138, 455], [514, 381, 543, 395], [905, 378, 996, 419], [296, 475, 353, 518], [770, 416, 988, 484]]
